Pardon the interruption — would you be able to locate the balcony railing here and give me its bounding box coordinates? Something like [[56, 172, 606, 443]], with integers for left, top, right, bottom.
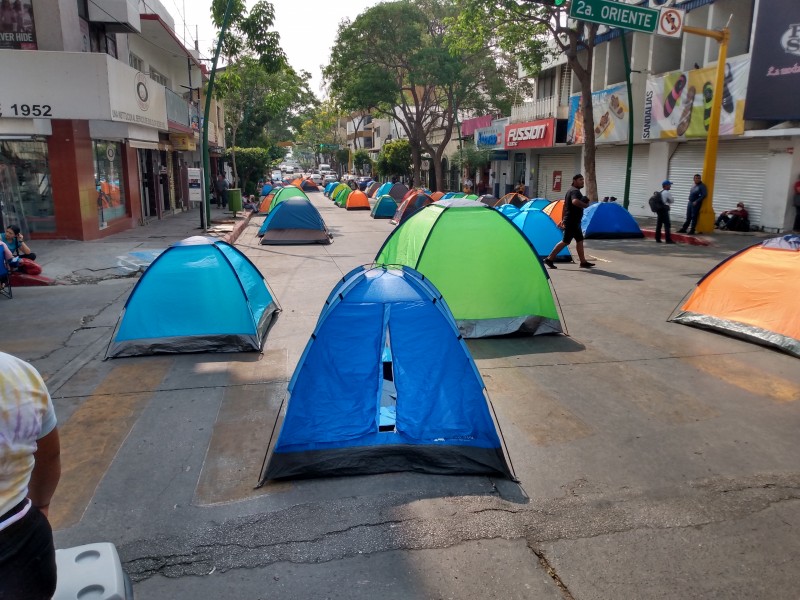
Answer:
[[510, 95, 559, 123], [166, 88, 191, 128]]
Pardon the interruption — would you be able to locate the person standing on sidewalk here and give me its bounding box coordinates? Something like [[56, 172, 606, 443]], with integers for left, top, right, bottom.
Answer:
[[656, 180, 675, 243], [677, 174, 707, 235], [214, 173, 229, 209], [0, 351, 61, 600], [544, 174, 595, 269]]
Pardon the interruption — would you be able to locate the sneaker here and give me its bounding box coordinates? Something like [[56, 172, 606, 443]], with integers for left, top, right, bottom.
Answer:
[[655, 238, 662, 243], [543, 258, 557, 269], [579, 262, 595, 268], [665, 239, 676, 244], [688, 230, 696, 235], [677, 228, 687, 233]]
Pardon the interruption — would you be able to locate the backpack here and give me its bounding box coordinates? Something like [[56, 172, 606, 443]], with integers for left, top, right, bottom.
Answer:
[[648, 191, 665, 213]]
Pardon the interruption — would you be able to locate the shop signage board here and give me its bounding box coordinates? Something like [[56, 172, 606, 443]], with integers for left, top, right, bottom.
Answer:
[[503, 119, 555, 150], [187, 168, 204, 205], [475, 124, 505, 149], [569, 0, 658, 34]]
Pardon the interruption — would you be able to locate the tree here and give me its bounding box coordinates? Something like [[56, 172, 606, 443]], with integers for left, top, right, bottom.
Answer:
[[353, 150, 372, 175], [226, 147, 271, 196], [210, 0, 286, 189], [324, 0, 520, 191], [294, 100, 345, 166], [450, 0, 601, 200], [376, 139, 412, 179]]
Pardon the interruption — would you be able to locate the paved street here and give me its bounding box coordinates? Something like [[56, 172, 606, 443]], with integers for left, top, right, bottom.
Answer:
[[1, 195, 798, 599]]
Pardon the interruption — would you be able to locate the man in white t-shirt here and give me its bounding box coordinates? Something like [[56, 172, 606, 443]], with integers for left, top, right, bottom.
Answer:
[[0, 352, 61, 599]]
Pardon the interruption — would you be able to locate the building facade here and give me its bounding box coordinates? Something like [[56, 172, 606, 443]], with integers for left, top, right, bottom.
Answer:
[[0, 0, 225, 241], [494, 0, 800, 232]]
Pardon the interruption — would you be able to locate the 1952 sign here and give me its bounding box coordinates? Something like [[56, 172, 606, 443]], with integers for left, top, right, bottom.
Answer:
[[3, 103, 52, 117]]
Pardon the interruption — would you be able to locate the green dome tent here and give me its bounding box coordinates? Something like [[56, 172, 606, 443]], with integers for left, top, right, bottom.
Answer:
[[329, 182, 350, 201], [266, 185, 309, 213], [375, 200, 563, 338], [334, 186, 353, 207]]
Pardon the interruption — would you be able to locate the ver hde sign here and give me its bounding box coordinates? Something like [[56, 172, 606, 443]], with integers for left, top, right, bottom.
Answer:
[[504, 119, 555, 149]]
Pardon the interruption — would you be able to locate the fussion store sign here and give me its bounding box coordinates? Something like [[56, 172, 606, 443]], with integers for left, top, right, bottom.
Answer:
[[504, 119, 555, 149]]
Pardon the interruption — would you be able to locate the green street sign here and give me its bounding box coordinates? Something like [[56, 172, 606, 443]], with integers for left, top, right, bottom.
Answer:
[[569, 0, 659, 34]]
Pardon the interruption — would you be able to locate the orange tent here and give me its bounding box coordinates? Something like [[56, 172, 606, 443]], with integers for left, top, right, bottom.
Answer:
[[344, 190, 371, 210], [400, 188, 420, 204], [496, 192, 528, 208], [290, 177, 304, 187], [671, 236, 800, 357], [543, 199, 564, 223], [430, 191, 445, 201]]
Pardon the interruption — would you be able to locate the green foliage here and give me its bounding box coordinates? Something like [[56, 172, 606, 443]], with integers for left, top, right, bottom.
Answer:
[[225, 147, 271, 193], [335, 149, 350, 171], [294, 100, 346, 162], [210, 0, 284, 71], [450, 145, 492, 171], [376, 139, 412, 178], [353, 150, 372, 174]]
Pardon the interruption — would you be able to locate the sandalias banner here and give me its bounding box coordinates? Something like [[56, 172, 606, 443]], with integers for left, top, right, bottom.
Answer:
[[744, 0, 800, 120], [642, 54, 749, 140], [566, 83, 629, 145]]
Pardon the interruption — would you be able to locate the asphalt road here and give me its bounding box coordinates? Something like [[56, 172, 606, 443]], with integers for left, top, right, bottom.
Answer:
[[2, 195, 798, 599]]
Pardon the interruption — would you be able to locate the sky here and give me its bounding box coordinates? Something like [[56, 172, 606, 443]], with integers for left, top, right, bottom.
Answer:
[[166, 0, 380, 97]]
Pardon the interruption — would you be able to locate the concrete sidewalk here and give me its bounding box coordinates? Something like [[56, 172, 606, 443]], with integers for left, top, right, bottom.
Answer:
[[26, 205, 253, 285]]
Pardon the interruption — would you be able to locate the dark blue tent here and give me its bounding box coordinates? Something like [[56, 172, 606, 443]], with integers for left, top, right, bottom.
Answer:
[[582, 202, 644, 239], [371, 194, 397, 219], [512, 208, 572, 262], [107, 237, 280, 357], [257, 197, 332, 244], [261, 265, 514, 481]]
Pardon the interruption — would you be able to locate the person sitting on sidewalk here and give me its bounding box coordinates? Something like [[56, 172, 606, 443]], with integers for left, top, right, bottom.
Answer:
[[715, 202, 749, 231], [242, 195, 259, 212], [2, 225, 36, 261]]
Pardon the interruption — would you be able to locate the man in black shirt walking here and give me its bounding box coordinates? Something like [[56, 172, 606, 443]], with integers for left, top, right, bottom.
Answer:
[[544, 174, 595, 269]]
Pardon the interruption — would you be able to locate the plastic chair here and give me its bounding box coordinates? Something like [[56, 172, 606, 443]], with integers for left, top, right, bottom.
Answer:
[[0, 257, 11, 299]]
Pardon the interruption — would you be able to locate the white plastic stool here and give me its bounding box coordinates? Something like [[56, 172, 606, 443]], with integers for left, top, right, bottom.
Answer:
[[54, 542, 133, 600]]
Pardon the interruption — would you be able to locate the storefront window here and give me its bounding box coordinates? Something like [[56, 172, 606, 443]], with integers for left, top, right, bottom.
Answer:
[[0, 140, 55, 235], [93, 140, 126, 228]]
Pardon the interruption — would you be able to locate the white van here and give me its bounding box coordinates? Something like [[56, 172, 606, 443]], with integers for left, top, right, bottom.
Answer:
[[319, 163, 331, 175]]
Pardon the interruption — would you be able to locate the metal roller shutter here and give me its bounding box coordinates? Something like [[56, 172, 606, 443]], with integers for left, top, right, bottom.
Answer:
[[536, 154, 580, 201], [595, 145, 650, 214], [668, 139, 768, 226]]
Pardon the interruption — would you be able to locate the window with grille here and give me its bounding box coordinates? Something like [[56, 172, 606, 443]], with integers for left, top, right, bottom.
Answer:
[[149, 68, 168, 87], [129, 53, 144, 73]]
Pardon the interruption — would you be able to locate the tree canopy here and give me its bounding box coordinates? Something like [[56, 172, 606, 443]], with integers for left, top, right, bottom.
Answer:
[[323, 0, 522, 191], [450, 0, 602, 199], [376, 139, 412, 179]]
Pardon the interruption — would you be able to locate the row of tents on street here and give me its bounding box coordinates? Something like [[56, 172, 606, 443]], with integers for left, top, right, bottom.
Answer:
[[102, 187, 799, 484]]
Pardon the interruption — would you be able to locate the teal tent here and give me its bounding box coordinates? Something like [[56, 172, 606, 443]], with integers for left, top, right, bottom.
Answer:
[[371, 194, 398, 219], [107, 237, 280, 357]]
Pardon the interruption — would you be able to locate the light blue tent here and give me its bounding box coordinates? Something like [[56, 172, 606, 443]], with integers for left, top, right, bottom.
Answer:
[[441, 192, 457, 200], [512, 209, 572, 262], [258, 197, 332, 244], [324, 182, 338, 197], [260, 183, 273, 197], [371, 194, 398, 219], [106, 237, 280, 357], [520, 198, 550, 211], [260, 265, 514, 482], [496, 204, 521, 218], [374, 181, 393, 198], [582, 202, 644, 239]]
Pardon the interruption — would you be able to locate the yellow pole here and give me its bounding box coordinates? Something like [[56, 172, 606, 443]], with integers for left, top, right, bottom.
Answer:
[[682, 26, 729, 234]]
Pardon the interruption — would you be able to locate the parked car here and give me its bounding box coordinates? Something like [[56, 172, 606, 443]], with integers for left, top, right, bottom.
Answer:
[[357, 176, 373, 191], [323, 174, 338, 185], [309, 172, 323, 185], [271, 170, 282, 181]]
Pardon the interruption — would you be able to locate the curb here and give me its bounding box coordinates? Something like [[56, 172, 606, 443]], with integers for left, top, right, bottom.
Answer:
[[640, 228, 711, 246]]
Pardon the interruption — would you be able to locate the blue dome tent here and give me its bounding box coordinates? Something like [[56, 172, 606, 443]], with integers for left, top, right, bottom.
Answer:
[[581, 202, 644, 239], [520, 198, 550, 211], [260, 265, 514, 482], [370, 194, 398, 219], [496, 204, 521, 218], [106, 237, 280, 357], [512, 209, 572, 262], [257, 197, 332, 244]]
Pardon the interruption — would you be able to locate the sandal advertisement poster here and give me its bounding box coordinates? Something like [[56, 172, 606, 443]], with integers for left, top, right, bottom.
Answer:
[[642, 55, 750, 140], [567, 83, 629, 145]]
